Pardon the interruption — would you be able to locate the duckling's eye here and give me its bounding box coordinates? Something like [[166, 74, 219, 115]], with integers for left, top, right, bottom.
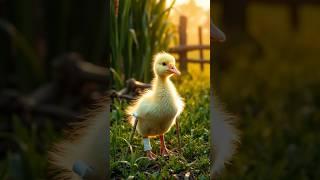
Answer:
[[162, 62, 166, 66]]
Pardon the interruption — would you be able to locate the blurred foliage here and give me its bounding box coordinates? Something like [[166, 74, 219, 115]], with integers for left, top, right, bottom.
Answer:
[[110, 73, 210, 178], [110, 0, 177, 88], [0, 0, 108, 179], [0, 0, 107, 91], [213, 4, 320, 179], [0, 115, 58, 179]]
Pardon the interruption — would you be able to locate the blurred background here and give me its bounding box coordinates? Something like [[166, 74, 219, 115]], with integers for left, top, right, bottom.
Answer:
[[0, 0, 109, 179], [212, 0, 320, 179], [0, 0, 212, 179]]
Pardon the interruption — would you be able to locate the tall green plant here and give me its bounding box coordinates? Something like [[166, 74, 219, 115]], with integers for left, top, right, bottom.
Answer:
[[110, 0, 176, 88]]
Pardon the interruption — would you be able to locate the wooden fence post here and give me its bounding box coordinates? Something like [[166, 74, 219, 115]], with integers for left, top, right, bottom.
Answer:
[[198, 26, 204, 71], [179, 16, 187, 72]]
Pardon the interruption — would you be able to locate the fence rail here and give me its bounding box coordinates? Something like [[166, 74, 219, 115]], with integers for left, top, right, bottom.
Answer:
[[168, 16, 210, 72]]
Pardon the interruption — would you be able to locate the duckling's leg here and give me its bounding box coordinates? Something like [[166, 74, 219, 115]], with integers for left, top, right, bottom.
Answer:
[[160, 134, 172, 156], [143, 137, 157, 160]]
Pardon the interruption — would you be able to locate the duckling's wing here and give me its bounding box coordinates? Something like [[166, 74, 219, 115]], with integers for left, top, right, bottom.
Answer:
[[125, 90, 153, 125], [176, 95, 185, 116], [170, 80, 185, 116]]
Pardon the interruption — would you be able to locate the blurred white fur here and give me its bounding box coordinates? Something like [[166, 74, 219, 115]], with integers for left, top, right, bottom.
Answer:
[[211, 94, 239, 177], [48, 99, 108, 179]]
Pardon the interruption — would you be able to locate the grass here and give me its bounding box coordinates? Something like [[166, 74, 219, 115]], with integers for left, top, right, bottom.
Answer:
[[110, 69, 210, 179]]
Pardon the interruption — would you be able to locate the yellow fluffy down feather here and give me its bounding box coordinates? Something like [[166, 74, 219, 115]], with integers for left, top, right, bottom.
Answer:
[[126, 52, 184, 138]]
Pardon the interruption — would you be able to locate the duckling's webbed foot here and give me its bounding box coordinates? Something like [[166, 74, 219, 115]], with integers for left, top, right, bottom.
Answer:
[[161, 147, 172, 156], [160, 134, 172, 156], [146, 150, 157, 160]]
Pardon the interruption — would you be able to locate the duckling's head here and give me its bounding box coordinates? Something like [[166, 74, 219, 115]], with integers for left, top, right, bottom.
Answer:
[[153, 52, 181, 78]]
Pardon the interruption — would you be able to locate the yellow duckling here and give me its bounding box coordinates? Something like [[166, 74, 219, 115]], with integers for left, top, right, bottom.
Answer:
[[126, 52, 184, 160]]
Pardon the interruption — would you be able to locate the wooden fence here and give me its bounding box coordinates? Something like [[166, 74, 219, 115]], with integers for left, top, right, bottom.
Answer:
[[168, 16, 210, 72]]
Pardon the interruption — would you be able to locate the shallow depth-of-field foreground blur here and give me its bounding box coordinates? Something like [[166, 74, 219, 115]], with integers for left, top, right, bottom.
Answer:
[[214, 4, 320, 179], [110, 69, 210, 178]]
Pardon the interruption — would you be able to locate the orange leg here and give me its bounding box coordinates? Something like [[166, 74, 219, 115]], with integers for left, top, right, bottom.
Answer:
[[160, 134, 171, 156]]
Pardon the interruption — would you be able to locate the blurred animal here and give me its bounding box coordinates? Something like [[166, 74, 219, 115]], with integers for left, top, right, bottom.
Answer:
[[211, 95, 239, 177], [126, 52, 184, 160], [211, 21, 239, 177], [49, 98, 108, 180]]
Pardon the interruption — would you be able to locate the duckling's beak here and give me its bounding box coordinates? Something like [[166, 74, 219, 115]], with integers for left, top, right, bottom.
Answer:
[[168, 64, 181, 76]]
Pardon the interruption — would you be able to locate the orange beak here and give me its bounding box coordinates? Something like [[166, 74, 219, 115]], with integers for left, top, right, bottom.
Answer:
[[168, 64, 181, 75]]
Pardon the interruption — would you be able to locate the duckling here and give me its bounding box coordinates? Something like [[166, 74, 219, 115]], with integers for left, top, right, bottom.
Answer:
[[211, 21, 239, 177], [126, 52, 184, 160]]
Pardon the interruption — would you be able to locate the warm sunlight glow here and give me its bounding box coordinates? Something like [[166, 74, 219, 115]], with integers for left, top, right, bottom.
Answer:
[[167, 0, 210, 45], [167, 0, 210, 11], [166, 0, 210, 76], [195, 0, 210, 11]]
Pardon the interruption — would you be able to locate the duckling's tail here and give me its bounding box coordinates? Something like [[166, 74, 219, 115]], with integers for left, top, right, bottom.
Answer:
[[48, 99, 109, 180], [211, 96, 239, 177]]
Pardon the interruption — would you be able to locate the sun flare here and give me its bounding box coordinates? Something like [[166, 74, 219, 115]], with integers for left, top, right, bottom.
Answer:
[[167, 0, 210, 11]]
